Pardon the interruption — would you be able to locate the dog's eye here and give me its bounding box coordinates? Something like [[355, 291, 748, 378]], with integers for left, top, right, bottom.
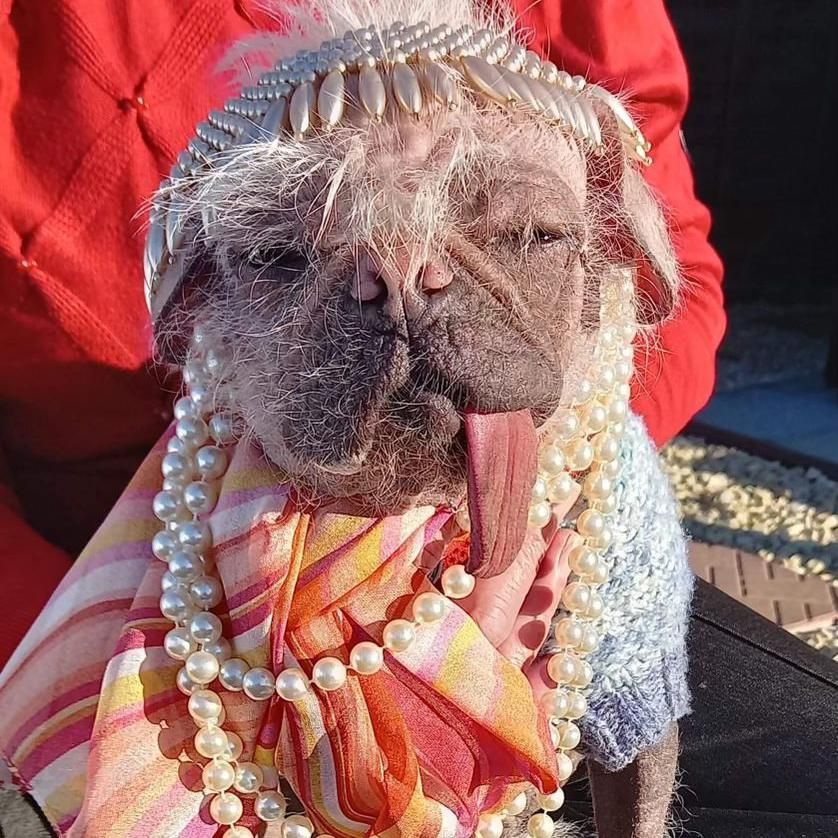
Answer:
[[530, 228, 566, 247], [246, 245, 309, 276]]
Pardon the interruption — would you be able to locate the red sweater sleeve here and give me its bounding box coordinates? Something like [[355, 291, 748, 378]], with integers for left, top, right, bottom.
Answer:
[[515, 0, 726, 445]]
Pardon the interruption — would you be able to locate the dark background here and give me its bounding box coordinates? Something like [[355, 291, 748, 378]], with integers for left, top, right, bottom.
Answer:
[[669, 0, 837, 305]]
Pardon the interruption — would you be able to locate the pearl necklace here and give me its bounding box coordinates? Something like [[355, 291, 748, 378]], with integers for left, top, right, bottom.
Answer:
[[153, 274, 635, 838]]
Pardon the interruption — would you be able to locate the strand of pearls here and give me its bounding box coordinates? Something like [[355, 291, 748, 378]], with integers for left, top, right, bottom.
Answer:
[[473, 272, 635, 838], [154, 270, 634, 837]]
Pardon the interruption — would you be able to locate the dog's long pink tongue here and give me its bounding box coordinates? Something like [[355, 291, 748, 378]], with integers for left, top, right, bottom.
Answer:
[[464, 409, 538, 578]]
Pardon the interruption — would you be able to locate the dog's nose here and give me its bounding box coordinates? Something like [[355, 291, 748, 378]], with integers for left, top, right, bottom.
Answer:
[[350, 249, 452, 304]]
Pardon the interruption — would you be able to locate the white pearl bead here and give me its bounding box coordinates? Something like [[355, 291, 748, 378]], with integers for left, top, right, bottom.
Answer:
[[583, 473, 612, 501], [606, 398, 628, 423], [619, 323, 637, 342], [583, 403, 608, 434], [167, 436, 190, 456], [312, 657, 347, 691], [204, 347, 227, 378], [562, 582, 592, 613], [203, 637, 231, 663], [153, 490, 186, 523], [209, 792, 243, 826], [579, 626, 599, 653], [219, 658, 249, 691], [282, 814, 315, 838], [552, 410, 580, 441], [588, 555, 610, 581], [183, 481, 217, 515], [276, 667, 310, 701], [176, 667, 199, 695], [538, 788, 564, 812], [224, 731, 244, 762], [160, 573, 182, 593], [349, 642, 384, 675], [160, 589, 195, 623], [209, 414, 236, 444], [615, 381, 631, 400], [190, 575, 223, 609], [584, 593, 604, 620], [554, 617, 584, 648], [223, 827, 254, 838], [546, 472, 575, 503], [554, 720, 581, 750], [541, 689, 570, 718], [152, 529, 178, 561], [593, 494, 617, 514], [188, 611, 222, 644], [556, 751, 574, 781], [164, 627, 196, 661], [186, 650, 220, 684], [539, 446, 566, 476], [189, 383, 214, 415], [572, 660, 593, 688], [476, 813, 504, 838], [242, 667, 276, 700], [254, 789, 286, 821], [169, 550, 203, 582], [505, 791, 528, 815], [183, 358, 209, 386], [596, 365, 615, 390], [174, 396, 200, 420], [527, 812, 555, 838], [547, 652, 579, 685], [614, 359, 633, 382], [599, 325, 617, 348], [593, 433, 619, 462], [383, 619, 416, 652], [161, 452, 192, 484], [528, 501, 552, 528], [412, 591, 448, 624], [565, 691, 588, 719], [188, 688, 223, 722], [576, 509, 605, 538], [177, 520, 213, 553], [176, 417, 210, 449], [203, 759, 235, 792], [568, 545, 597, 576], [233, 762, 264, 794], [195, 726, 228, 758], [565, 438, 594, 472], [573, 378, 594, 404], [530, 476, 548, 502], [196, 445, 228, 480], [441, 565, 476, 599]]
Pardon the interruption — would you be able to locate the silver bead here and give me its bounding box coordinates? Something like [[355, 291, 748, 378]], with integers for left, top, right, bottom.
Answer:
[[317, 69, 345, 127], [460, 56, 511, 105], [261, 97, 288, 138], [358, 65, 386, 119], [289, 81, 315, 139], [391, 62, 423, 115]]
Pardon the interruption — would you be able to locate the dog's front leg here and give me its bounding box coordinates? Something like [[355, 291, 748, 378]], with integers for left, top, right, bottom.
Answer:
[[588, 722, 679, 838]]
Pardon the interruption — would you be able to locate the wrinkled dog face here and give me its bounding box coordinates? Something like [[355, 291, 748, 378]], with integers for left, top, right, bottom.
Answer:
[[158, 99, 672, 512]]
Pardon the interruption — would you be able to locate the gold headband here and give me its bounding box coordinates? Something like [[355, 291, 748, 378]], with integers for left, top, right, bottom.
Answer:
[[144, 20, 651, 317]]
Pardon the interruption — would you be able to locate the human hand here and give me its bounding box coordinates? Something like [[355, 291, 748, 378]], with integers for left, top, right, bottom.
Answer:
[[457, 483, 582, 703]]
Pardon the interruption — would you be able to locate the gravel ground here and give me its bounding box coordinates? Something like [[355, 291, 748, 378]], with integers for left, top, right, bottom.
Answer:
[[661, 435, 838, 658]]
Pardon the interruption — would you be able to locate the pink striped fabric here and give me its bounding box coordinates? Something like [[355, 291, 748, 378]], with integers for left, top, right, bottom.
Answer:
[[0, 430, 557, 836]]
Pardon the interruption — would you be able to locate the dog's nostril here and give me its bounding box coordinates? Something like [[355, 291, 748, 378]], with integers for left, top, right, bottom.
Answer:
[[419, 262, 452, 295], [351, 272, 389, 303]]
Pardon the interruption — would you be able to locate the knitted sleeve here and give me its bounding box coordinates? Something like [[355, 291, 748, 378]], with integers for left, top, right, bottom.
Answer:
[[554, 413, 693, 771]]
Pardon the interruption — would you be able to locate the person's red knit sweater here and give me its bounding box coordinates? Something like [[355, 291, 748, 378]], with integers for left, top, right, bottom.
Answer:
[[0, 0, 724, 664]]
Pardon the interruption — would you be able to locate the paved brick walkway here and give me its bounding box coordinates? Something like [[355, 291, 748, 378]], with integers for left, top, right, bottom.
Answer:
[[689, 542, 838, 632]]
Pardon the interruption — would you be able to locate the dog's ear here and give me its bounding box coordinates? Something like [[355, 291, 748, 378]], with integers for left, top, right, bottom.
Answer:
[[587, 105, 680, 324]]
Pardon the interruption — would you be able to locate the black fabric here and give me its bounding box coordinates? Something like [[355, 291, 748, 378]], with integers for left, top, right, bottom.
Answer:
[[562, 578, 838, 837]]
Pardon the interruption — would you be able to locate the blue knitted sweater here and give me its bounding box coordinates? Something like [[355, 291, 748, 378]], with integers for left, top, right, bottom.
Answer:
[[544, 412, 693, 772]]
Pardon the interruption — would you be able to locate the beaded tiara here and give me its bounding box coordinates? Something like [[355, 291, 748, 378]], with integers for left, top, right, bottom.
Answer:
[[143, 20, 651, 318]]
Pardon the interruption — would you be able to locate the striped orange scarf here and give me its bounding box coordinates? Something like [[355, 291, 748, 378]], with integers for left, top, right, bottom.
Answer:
[[0, 431, 557, 836]]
